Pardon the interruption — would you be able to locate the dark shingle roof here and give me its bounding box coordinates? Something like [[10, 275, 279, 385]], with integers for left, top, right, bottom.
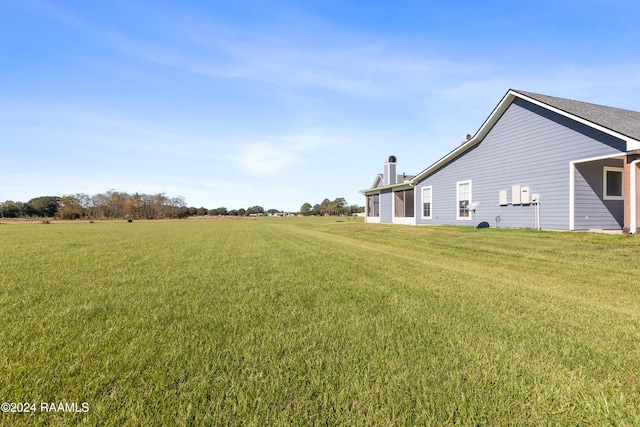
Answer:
[[397, 174, 415, 182], [514, 90, 640, 141]]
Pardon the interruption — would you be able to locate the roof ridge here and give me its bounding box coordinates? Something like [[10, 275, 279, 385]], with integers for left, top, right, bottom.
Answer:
[[513, 89, 640, 115]]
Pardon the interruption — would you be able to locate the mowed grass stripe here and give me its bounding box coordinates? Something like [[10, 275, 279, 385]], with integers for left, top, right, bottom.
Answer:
[[268, 219, 640, 421], [0, 218, 639, 425], [275, 219, 640, 315]]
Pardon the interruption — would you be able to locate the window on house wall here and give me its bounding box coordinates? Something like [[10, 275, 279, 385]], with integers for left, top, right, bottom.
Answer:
[[603, 167, 623, 200], [422, 186, 432, 219], [367, 194, 380, 217], [457, 180, 471, 220], [394, 189, 414, 217]]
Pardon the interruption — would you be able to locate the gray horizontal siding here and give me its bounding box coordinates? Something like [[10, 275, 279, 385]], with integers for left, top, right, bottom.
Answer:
[[380, 190, 393, 223], [414, 98, 626, 230], [574, 159, 624, 229]]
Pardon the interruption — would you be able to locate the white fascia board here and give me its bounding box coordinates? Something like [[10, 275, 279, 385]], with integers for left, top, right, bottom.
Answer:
[[410, 91, 517, 185], [409, 89, 640, 187], [371, 174, 383, 189], [571, 152, 625, 164], [361, 182, 414, 195]]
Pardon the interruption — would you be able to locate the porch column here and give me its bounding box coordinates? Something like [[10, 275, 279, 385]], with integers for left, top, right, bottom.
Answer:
[[623, 154, 640, 233]]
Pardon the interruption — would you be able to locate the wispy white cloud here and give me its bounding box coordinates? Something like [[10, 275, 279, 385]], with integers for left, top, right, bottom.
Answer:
[[231, 141, 297, 175], [20, 1, 492, 97]]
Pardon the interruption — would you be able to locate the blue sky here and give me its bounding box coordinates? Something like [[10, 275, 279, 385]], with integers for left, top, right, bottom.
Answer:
[[3, 0, 640, 211]]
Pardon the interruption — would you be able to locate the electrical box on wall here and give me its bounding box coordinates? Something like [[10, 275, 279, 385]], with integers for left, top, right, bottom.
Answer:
[[512, 184, 521, 204], [499, 190, 508, 205], [521, 186, 531, 204]]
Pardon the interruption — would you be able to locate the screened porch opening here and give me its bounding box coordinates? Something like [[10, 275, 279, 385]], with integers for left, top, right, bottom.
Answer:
[[394, 189, 414, 217], [366, 194, 380, 217]]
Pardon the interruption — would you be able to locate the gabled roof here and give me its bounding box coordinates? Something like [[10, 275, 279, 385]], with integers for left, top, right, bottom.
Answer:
[[366, 173, 416, 193], [362, 175, 416, 194], [409, 89, 640, 185], [399, 174, 416, 182], [371, 173, 383, 188]]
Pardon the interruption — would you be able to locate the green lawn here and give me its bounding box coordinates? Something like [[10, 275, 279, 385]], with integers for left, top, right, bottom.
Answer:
[[1, 217, 640, 425]]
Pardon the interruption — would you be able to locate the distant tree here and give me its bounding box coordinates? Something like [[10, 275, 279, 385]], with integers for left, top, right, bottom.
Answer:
[[129, 193, 146, 219], [26, 196, 59, 217], [228, 209, 238, 216], [213, 207, 228, 216], [319, 199, 331, 216], [57, 195, 82, 220], [246, 205, 264, 216], [311, 204, 321, 216], [238, 208, 246, 216], [196, 207, 208, 216], [330, 197, 347, 215], [267, 208, 278, 216], [104, 190, 128, 219], [0, 201, 24, 218], [75, 193, 91, 218], [176, 206, 189, 219], [123, 199, 136, 218], [300, 202, 312, 216], [170, 196, 187, 218]]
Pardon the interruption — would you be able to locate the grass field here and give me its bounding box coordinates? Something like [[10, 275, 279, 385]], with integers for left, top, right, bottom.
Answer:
[[1, 217, 640, 426]]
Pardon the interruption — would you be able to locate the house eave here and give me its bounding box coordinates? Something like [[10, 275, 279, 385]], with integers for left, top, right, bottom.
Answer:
[[361, 181, 414, 194], [511, 89, 640, 151], [409, 89, 640, 185], [409, 90, 516, 185]]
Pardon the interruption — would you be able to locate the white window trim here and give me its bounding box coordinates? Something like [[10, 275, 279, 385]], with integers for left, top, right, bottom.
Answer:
[[456, 180, 472, 221], [603, 166, 624, 200], [421, 186, 432, 219]]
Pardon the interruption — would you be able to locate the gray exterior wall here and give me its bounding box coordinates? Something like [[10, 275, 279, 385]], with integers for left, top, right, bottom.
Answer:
[[380, 190, 393, 223], [414, 98, 627, 230], [574, 159, 624, 229]]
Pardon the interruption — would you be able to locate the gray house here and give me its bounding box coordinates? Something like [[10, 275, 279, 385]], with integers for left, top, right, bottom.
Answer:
[[363, 89, 640, 233]]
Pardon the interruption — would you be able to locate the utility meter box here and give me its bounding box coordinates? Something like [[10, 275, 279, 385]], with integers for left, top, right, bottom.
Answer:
[[499, 189, 508, 205], [512, 184, 521, 204], [521, 186, 531, 204]]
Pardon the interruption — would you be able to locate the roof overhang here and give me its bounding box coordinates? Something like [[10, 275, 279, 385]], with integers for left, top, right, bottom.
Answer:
[[409, 89, 640, 185], [512, 90, 640, 151], [360, 181, 415, 195]]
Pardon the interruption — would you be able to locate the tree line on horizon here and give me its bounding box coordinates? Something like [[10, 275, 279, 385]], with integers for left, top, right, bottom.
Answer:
[[0, 192, 190, 220], [0, 192, 363, 220], [299, 198, 364, 216]]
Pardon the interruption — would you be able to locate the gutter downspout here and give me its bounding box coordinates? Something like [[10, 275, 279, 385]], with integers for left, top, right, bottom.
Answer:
[[630, 158, 640, 234]]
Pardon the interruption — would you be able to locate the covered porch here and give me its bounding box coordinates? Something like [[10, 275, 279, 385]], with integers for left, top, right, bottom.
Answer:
[[570, 152, 640, 233]]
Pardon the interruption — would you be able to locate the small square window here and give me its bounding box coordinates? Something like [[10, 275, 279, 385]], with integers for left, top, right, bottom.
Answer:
[[603, 167, 623, 200]]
